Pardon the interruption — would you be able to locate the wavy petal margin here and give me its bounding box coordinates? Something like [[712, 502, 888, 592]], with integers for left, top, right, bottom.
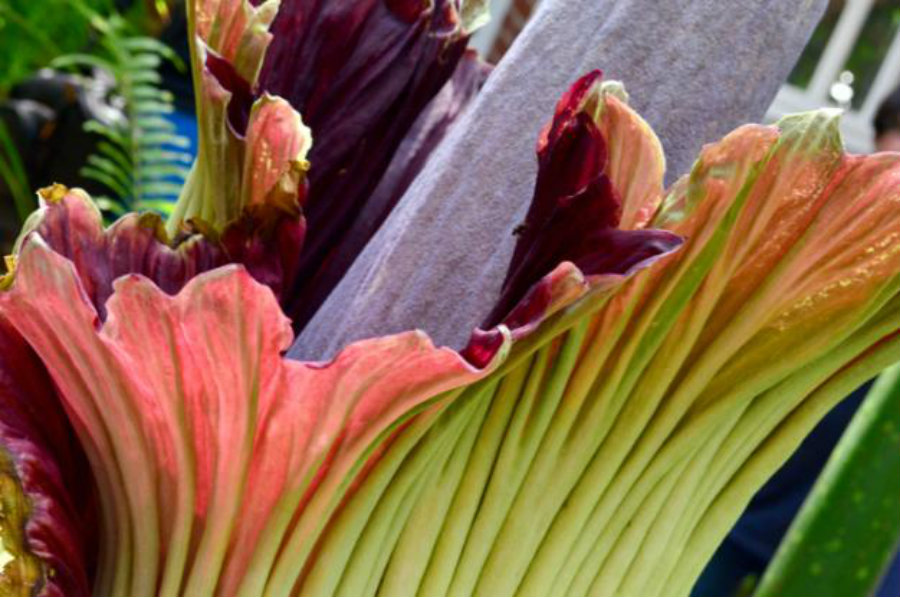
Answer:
[[286, 102, 900, 597], [3, 69, 900, 597], [13, 185, 302, 316], [0, 72, 682, 596], [488, 110, 900, 597], [0, 236, 507, 596]]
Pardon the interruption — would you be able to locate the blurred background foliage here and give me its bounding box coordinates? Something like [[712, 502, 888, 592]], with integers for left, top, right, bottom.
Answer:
[[789, 0, 900, 109], [0, 0, 175, 98], [0, 0, 190, 252]]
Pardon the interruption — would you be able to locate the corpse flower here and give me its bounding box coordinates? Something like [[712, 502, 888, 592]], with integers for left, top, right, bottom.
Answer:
[[1, 2, 900, 597], [171, 0, 492, 330]]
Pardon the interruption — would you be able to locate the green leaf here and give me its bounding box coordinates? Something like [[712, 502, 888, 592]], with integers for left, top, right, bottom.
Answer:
[[84, 121, 128, 146], [134, 99, 175, 115], [79, 165, 131, 199], [50, 52, 115, 72], [95, 141, 134, 174], [85, 154, 132, 189], [136, 132, 191, 149], [755, 365, 900, 597], [122, 36, 183, 69], [0, 120, 34, 221], [126, 53, 163, 70], [140, 164, 192, 180], [134, 198, 176, 215], [128, 70, 163, 85], [137, 182, 186, 197], [131, 86, 174, 103], [139, 149, 194, 164], [94, 196, 128, 217], [135, 116, 176, 133]]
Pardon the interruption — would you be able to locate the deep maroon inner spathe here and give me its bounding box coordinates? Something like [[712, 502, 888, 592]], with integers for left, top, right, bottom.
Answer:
[[483, 71, 681, 333]]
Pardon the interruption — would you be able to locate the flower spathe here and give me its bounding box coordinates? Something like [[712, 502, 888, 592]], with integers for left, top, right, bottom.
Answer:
[[1, 0, 900, 595], [176, 0, 493, 331], [2, 236, 504, 596], [0, 67, 681, 595]]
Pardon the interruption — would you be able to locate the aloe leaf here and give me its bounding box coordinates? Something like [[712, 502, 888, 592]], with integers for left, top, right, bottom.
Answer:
[[754, 365, 900, 597]]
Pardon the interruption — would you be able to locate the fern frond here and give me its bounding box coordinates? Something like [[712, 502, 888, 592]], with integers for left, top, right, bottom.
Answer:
[[121, 36, 183, 69], [94, 196, 128, 217], [131, 86, 175, 103], [137, 132, 190, 148], [140, 163, 193, 180], [128, 70, 165, 86], [95, 140, 133, 173], [55, 9, 192, 219], [139, 149, 193, 164], [126, 53, 164, 71], [50, 53, 116, 73], [135, 115, 177, 132], [138, 181, 187, 197], [136, 198, 182, 212], [84, 154, 132, 190], [83, 120, 128, 145], [79, 165, 132, 198], [133, 100, 176, 115]]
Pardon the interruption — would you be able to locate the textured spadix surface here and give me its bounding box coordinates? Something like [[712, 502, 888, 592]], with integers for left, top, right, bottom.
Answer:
[[298, 0, 829, 358]]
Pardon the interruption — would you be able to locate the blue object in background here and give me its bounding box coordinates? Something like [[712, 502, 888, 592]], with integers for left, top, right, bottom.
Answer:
[[167, 109, 197, 156], [159, 7, 197, 201], [692, 382, 900, 597]]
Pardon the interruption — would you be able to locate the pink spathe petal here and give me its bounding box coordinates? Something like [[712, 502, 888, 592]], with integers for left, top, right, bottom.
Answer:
[[2, 237, 504, 596], [25, 187, 305, 316]]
